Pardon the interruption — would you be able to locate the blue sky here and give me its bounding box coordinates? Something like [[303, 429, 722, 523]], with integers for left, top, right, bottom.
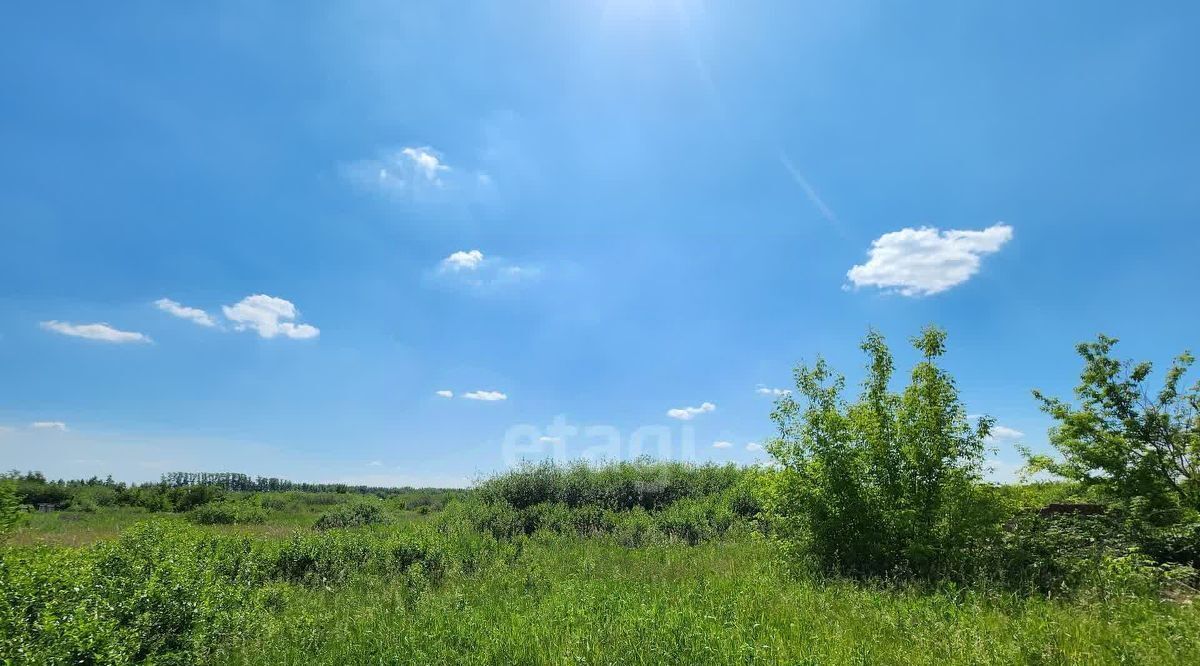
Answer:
[[1, 1, 1197, 486]]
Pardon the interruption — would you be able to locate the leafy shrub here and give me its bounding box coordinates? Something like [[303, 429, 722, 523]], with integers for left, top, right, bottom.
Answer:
[[0, 522, 262, 664], [188, 502, 269, 526], [653, 497, 735, 545], [12, 477, 72, 506], [994, 512, 1197, 597], [268, 528, 448, 585], [1139, 518, 1200, 568], [0, 518, 491, 663], [314, 502, 387, 530], [169, 484, 226, 512], [761, 327, 1004, 580], [1027, 336, 1199, 524], [447, 488, 745, 546], [609, 506, 657, 547], [475, 459, 747, 511], [257, 494, 295, 511], [68, 496, 99, 512], [0, 480, 21, 536]]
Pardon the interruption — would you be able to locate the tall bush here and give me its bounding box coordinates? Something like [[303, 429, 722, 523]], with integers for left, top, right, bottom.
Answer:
[[762, 326, 1001, 579], [1026, 335, 1199, 524], [0, 480, 21, 537]]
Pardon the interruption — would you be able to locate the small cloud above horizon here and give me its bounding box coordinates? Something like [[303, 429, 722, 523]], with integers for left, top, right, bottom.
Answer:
[[30, 421, 68, 431], [40, 320, 150, 344], [847, 223, 1013, 296], [746, 442, 764, 452], [435, 390, 454, 398], [667, 402, 716, 420], [340, 145, 492, 201], [987, 425, 1025, 442], [222, 295, 319, 340], [433, 250, 540, 292], [712, 440, 733, 449], [155, 298, 216, 327], [440, 250, 484, 272], [463, 390, 507, 401], [755, 386, 791, 397]]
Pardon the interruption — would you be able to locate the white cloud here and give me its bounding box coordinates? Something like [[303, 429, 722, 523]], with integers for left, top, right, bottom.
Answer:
[[463, 390, 507, 401], [40, 321, 150, 344], [712, 440, 733, 449], [400, 147, 449, 181], [30, 421, 68, 431], [342, 145, 475, 199], [221, 295, 319, 340], [746, 442, 764, 452], [988, 425, 1025, 441], [846, 223, 1013, 296], [666, 402, 716, 420], [155, 298, 216, 327], [969, 415, 1026, 442], [367, 460, 383, 467], [433, 250, 540, 291], [440, 250, 485, 272], [539, 436, 562, 444], [435, 390, 454, 398], [755, 386, 791, 397]]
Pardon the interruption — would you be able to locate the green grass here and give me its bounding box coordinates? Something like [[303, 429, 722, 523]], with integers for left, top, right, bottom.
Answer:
[[225, 535, 1200, 665], [6, 507, 157, 546], [5, 504, 428, 547], [5, 486, 1200, 665]]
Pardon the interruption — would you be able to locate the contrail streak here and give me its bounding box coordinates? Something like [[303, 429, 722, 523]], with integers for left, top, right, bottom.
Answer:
[[778, 152, 838, 225]]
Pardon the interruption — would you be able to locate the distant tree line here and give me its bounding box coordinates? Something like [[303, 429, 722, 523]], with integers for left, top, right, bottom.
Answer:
[[0, 469, 458, 514], [158, 471, 419, 495]]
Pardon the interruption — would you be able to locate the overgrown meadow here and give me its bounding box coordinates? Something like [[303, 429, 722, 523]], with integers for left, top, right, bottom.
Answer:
[[2, 329, 1198, 664]]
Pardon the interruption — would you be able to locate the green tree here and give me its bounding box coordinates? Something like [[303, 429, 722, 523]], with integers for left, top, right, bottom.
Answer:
[[0, 479, 21, 537], [762, 326, 999, 579], [1027, 335, 1199, 523]]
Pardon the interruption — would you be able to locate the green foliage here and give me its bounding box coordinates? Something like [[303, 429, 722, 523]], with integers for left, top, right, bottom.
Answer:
[[1028, 335, 1200, 524], [314, 502, 387, 531], [450, 460, 756, 546], [4, 451, 1200, 665], [188, 502, 269, 526], [763, 327, 1003, 579], [169, 484, 227, 512], [992, 480, 1082, 509], [223, 538, 1200, 665], [0, 480, 22, 536], [267, 528, 448, 585], [0, 522, 263, 664], [0, 518, 497, 663], [993, 512, 1197, 597], [652, 497, 735, 545], [474, 459, 745, 511], [0, 471, 460, 522]]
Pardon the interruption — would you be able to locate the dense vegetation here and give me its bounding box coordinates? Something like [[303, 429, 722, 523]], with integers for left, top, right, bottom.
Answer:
[[1, 470, 462, 515], [2, 327, 1198, 664]]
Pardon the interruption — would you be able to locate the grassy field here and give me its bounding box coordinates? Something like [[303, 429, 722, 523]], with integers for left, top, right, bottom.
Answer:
[[5, 504, 426, 547], [3, 463, 1199, 664], [4, 510, 1199, 665], [227, 535, 1200, 665]]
